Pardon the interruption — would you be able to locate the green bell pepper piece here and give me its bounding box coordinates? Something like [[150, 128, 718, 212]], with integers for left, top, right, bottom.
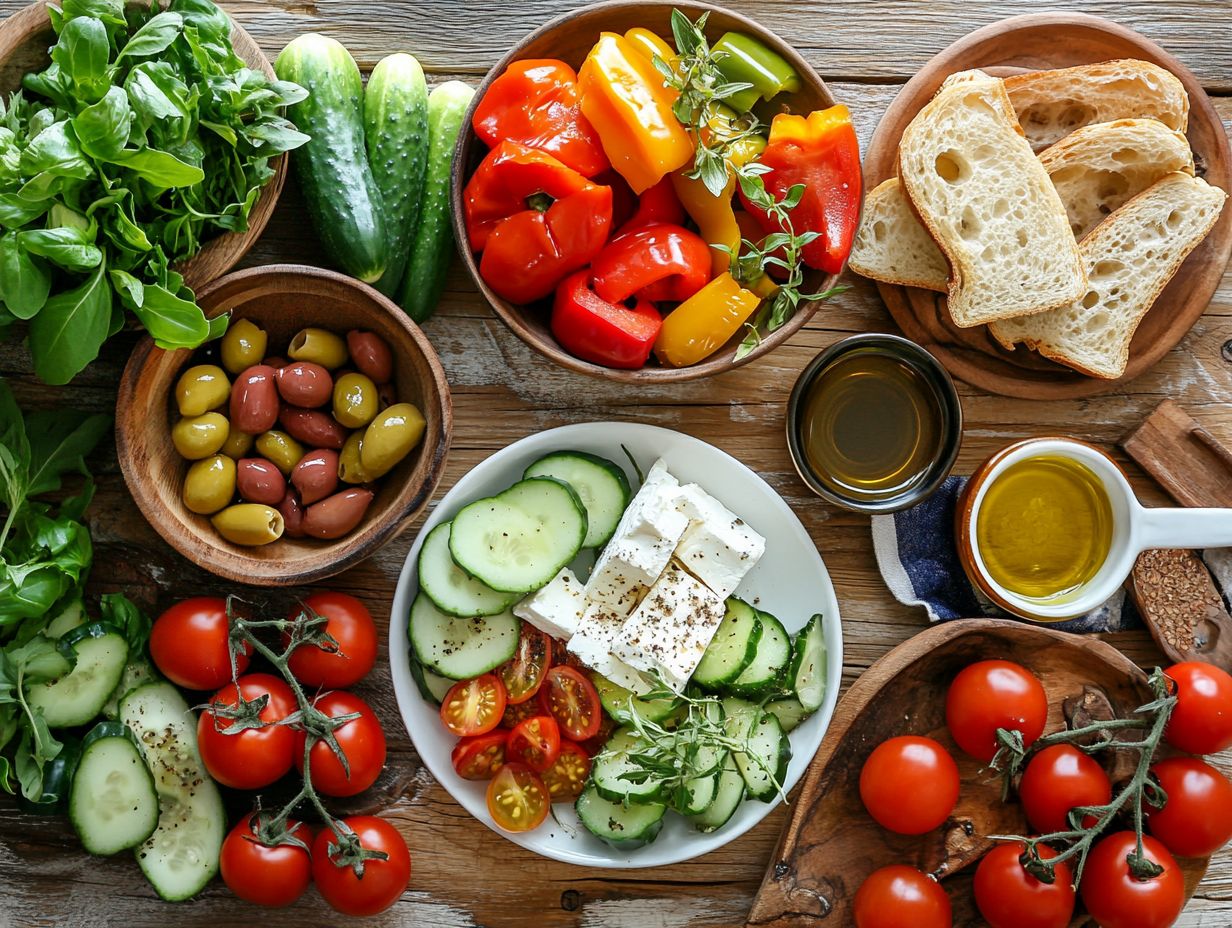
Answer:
[[713, 32, 801, 112]]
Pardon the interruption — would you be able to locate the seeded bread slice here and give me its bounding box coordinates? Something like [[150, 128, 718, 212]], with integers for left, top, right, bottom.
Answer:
[[989, 172, 1226, 378], [848, 178, 952, 291], [897, 69, 1086, 327]]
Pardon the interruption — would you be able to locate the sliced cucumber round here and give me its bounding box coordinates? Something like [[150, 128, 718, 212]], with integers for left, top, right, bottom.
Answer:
[[591, 727, 666, 804], [693, 598, 763, 691], [418, 522, 519, 617], [449, 477, 588, 594], [46, 599, 85, 638], [688, 754, 745, 833], [576, 783, 666, 849], [765, 696, 811, 733], [409, 658, 455, 704], [408, 592, 520, 679], [26, 622, 129, 728], [70, 721, 159, 856], [523, 451, 630, 548], [725, 610, 790, 698], [732, 708, 790, 803], [672, 769, 720, 816], [592, 672, 680, 725], [788, 613, 827, 713]]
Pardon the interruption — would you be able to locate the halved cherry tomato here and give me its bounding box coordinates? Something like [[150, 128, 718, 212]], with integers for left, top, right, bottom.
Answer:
[[486, 762, 550, 832], [498, 623, 552, 705], [540, 666, 603, 741], [508, 714, 561, 773], [542, 741, 592, 801], [440, 674, 507, 738], [451, 731, 509, 781], [946, 660, 1048, 762], [501, 697, 542, 730]]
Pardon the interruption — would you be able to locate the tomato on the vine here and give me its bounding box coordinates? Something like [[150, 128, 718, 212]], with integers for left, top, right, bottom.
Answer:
[[284, 592, 377, 688], [498, 623, 552, 704], [440, 674, 507, 737], [852, 865, 951, 928], [539, 665, 602, 741], [541, 741, 591, 801], [1165, 661, 1232, 755], [508, 714, 561, 773], [486, 762, 550, 833], [973, 842, 1074, 928], [294, 690, 387, 797], [1018, 744, 1112, 835], [198, 673, 297, 789], [312, 816, 410, 916], [945, 660, 1048, 762], [451, 730, 508, 781], [150, 596, 251, 690], [1080, 831, 1185, 928], [1146, 756, 1232, 857], [220, 814, 312, 908], [859, 736, 959, 835]]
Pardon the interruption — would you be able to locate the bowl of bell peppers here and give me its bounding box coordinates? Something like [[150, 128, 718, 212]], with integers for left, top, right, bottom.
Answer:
[[450, 0, 863, 381]]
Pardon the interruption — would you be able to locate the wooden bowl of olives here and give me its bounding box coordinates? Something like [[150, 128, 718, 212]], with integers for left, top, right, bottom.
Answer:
[[115, 264, 453, 586]]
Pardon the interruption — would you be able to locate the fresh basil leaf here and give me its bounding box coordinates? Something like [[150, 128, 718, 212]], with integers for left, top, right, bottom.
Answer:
[[114, 147, 205, 187], [72, 85, 132, 160], [169, 0, 230, 43], [106, 203, 153, 251], [7, 635, 68, 686], [0, 236, 51, 320], [206, 311, 229, 340], [99, 593, 151, 654], [117, 11, 183, 60], [0, 195, 48, 229], [243, 117, 309, 154], [129, 282, 209, 347], [20, 67, 73, 111], [18, 227, 103, 273], [124, 66, 185, 122], [269, 79, 308, 106], [106, 302, 125, 336], [24, 409, 110, 497], [110, 267, 144, 306], [61, 0, 126, 27], [18, 121, 91, 179], [0, 380, 30, 471], [50, 16, 111, 100], [27, 261, 111, 385]]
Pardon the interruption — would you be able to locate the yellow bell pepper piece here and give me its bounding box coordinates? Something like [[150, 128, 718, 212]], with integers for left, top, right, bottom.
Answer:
[[624, 27, 679, 76], [671, 169, 739, 279], [655, 272, 761, 367], [579, 33, 694, 194], [703, 105, 766, 169]]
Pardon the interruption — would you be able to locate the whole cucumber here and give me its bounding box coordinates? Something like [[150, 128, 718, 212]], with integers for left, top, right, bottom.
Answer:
[[364, 54, 430, 298], [400, 80, 474, 323], [275, 34, 387, 283]]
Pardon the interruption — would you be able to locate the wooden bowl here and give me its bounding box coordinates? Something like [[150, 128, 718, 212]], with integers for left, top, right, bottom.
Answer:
[[746, 619, 1209, 928], [115, 265, 453, 587], [0, 0, 286, 291], [450, 0, 854, 383], [862, 12, 1232, 400]]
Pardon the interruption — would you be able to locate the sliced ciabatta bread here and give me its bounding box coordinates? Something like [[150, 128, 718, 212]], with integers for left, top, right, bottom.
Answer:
[[989, 172, 1226, 378], [898, 70, 1086, 327], [848, 178, 951, 291], [1005, 59, 1189, 151]]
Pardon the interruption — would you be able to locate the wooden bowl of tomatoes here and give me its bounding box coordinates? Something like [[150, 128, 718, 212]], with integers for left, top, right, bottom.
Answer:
[[450, 0, 862, 382]]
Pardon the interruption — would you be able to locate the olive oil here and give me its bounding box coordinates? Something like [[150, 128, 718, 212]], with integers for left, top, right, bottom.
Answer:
[[976, 455, 1113, 600], [800, 350, 945, 503]]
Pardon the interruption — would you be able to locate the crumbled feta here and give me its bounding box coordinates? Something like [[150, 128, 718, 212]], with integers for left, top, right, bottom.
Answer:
[[513, 567, 586, 641], [673, 483, 766, 599], [568, 597, 653, 694]]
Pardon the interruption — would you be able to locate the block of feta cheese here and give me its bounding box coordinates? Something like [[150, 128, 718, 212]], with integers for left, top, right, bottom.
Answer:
[[567, 593, 653, 695], [513, 567, 586, 641], [584, 458, 689, 607], [672, 483, 766, 599], [610, 560, 727, 693]]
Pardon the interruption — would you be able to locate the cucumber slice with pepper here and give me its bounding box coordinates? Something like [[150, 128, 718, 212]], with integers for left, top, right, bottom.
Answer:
[[25, 622, 128, 728], [523, 451, 630, 548], [576, 783, 666, 849]]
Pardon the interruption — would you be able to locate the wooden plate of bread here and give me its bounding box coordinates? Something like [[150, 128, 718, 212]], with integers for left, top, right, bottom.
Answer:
[[855, 13, 1232, 400]]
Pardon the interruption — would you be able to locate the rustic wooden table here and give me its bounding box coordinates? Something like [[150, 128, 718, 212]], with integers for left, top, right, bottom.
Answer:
[[1, 0, 1231, 925]]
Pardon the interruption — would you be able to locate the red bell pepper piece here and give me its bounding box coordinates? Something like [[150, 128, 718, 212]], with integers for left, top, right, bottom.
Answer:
[[737, 105, 862, 274], [591, 223, 712, 305], [551, 270, 662, 369], [615, 176, 685, 235], [472, 60, 609, 178]]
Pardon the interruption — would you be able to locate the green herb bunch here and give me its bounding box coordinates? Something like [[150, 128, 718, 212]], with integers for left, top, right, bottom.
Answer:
[[0, 0, 308, 384]]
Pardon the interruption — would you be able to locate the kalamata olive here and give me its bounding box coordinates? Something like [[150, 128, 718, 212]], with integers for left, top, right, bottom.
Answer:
[[230, 365, 279, 435], [255, 430, 305, 475], [220, 318, 268, 375], [288, 327, 348, 370], [278, 490, 305, 538], [263, 356, 288, 369], [332, 372, 378, 429], [280, 407, 347, 450], [338, 431, 370, 484], [175, 364, 230, 417], [220, 429, 255, 460], [346, 330, 393, 384], [301, 488, 374, 539], [172, 412, 231, 460], [360, 402, 425, 477], [376, 381, 397, 411], [236, 457, 287, 506], [275, 362, 333, 408], [211, 504, 285, 546], [291, 449, 340, 505], [182, 454, 236, 515]]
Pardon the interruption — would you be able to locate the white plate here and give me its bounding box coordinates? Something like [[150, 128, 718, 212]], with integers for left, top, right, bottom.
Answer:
[[388, 422, 843, 868]]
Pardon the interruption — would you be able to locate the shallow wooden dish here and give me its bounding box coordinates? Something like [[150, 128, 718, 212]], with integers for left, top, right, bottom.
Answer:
[[115, 265, 452, 587], [746, 619, 1209, 927], [451, 0, 854, 383], [862, 12, 1232, 400], [0, 0, 286, 292]]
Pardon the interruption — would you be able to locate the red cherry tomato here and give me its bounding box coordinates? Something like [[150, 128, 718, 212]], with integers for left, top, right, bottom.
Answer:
[[439, 674, 507, 738], [1018, 744, 1112, 835], [946, 660, 1048, 762], [859, 736, 959, 835], [501, 696, 541, 730], [312, 816, 410, 917], [1080, 831, 1185, 928], [507, 714, 562, 773], [284, 592, 377, 688], [149, 596, 251, 690], [486, 762, 550, 833], [1165, 661, 1232, 755], [219, 814, 312, 908], [1146, 756, 1232, 857], [294, 690, 386, 797], [451, 730, 509, 781], [973, 842, 1075, 928], [497, 623, 552, 704], [853, 865, 951, 928], [541, 740, 591, 801], [539, 665, 603, 741], [198, 673, 297, 789]]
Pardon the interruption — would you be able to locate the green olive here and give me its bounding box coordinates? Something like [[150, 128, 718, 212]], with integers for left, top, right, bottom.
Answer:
[[211, 503, 284, 546], [183, 454, 236, 515], [175, 364, 231, 417], [220, 318, 268, 375], [332, 372, 379, 429], [338, 430, 371, 484], [255, 430, 305, 475], [171, 412, 230, 460], [359, 402, 425, 478], [220, 429, 255, 460], [288, 327, 348, 370]]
